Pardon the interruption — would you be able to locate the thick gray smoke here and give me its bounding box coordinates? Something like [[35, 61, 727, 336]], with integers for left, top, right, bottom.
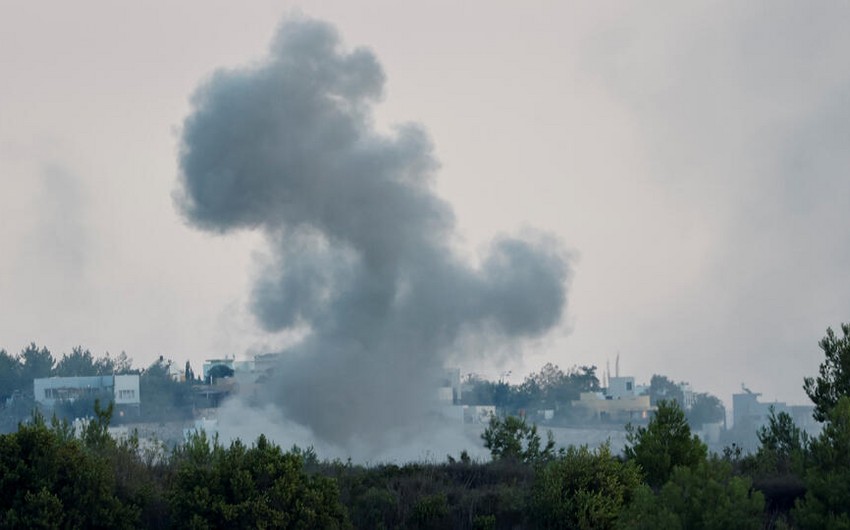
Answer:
[[176, 17, 569, 450]]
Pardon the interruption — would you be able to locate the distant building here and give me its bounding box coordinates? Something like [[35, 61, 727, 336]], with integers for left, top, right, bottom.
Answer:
[[572, 392, 653, 423], [729, 385, 819, 452], [34, 375, 140, 415], [679, 382, 696, 409], [571, 375, 653, 423], [253, 352, 283, 376], [202, 358, 235, 381], [606, 376, 636, 399], [464, 405, 496, 424], [439, 368, 462, 405]]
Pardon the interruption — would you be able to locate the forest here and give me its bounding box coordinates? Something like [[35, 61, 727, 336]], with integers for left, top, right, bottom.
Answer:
[[0, 323, 848, 529]]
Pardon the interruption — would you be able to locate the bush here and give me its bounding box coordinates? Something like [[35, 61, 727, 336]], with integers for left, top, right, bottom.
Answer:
[[0, 412, 135, 529], [624, 400, 707, 488], [620, 458, 764, 530], [481, 415, 555, 464], [168, 433, 349, 529], [531, 443, 641, 530], [793, 397, 850, 529]]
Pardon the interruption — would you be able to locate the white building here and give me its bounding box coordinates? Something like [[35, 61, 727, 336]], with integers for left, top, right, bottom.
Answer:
[[606, 376, 636, 399], [679, 382, 696, 409], [34, 374, 140, 409], [202, 357, 235, 380]]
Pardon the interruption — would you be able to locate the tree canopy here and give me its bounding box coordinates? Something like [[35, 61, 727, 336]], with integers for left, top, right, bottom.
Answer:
[[803, 323, 850, 422], [481, 415, 555, 464], [625, 400, 707, 488]]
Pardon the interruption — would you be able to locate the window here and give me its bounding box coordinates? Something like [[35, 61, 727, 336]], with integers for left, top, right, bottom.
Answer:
[[118, 389, 136, 400], [626, 381, 633, 391]]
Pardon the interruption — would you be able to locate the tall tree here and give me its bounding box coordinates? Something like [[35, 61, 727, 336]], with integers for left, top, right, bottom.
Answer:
[[793, 396, 850, 528], [528, 363, 600, 404], [647, 374, 685, 407], [532, 443, 641, 530], [140, 358, 192, 421], [0, 350, 23, 401], [686, 393, 725, 430], [803, 323, 850, 422], [621, 459, 764, 530], [19, 344, 54, 388], [94, 351, 133, 375], [0, 412, 135, 528], [55, 346, 97, 377], [625, 400, 707, 488], [481, 415, 555, 464]]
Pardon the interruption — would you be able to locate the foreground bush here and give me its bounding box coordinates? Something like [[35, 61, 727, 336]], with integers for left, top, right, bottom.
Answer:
[[168, 432, 349, 529], [0, 413, 136, 529], [620, 458, 764, 530], [531, 443, 641, 530], [624, 400, 707, 488], [793, 397, 850, 529]]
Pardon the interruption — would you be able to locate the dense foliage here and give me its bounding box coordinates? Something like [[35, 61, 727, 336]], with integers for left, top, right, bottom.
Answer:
[[0, 345, 202, 429], [462, 363, 601, 417], [1, 322, 849, 528], [803, 323, 850, 422], [624, 400, 708, 488], [481, 415, 555, 464], [531, 444, 641, 529]]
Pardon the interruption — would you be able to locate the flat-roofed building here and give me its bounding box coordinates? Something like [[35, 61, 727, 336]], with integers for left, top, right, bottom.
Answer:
[[34, 374, 140, 414]]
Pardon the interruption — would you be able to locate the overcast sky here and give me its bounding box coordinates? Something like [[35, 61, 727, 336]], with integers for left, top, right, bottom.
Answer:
[[1, 1, 849, 408]]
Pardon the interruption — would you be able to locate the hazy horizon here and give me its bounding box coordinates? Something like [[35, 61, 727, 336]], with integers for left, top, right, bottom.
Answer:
[[2, 1, 849, 413]]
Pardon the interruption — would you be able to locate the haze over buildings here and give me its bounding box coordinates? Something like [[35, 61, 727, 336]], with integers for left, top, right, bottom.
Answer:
[[1, 1, 849, 417]]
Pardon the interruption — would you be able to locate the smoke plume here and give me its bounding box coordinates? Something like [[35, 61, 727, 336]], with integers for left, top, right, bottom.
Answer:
[[176, 17, 570, 451]]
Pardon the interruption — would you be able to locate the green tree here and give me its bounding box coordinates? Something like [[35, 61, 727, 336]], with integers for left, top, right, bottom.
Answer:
[[408, 492, 448, 529], [744, 405, 809, 483], [793, 396, 850, 529], [624, 400, 707, 488], [19, 343, 54, 387], [758, 406, 805, 457], [185, 361, 195, 382], [0, 350, 23, 401], [528, 363, 601, 405], [646, 375, 685, 407], [532, 443, 641, 530], [94, 351, 134, 375], [686, 393, 725, 430], [0, 411, 135, 529], [55, 346, 97, 377], [168, 433, 349, 529], [513, 379, 542, 412], [569, 365, 601, 393], [481, 415, 555, 464], [140, 357, 192, 421], [803, 323, 850, 422], [207, 364, 235, 382], [620, 458, 764, 530], [461, 375, 501, 406]]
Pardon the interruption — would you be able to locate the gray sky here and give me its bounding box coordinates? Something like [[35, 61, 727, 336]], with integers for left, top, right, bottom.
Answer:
[[2, 1, 849, 408]]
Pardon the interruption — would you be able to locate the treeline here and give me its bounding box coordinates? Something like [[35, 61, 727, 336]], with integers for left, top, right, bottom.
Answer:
[[0, 324, 848, 528], [0, 395, 840, 528], [463, 363, 725, 429], [0, 344, 195, 430], [0, 325, 850, 530]]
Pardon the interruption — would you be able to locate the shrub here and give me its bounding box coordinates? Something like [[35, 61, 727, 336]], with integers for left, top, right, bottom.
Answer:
[[531, 443, 641, 530]]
